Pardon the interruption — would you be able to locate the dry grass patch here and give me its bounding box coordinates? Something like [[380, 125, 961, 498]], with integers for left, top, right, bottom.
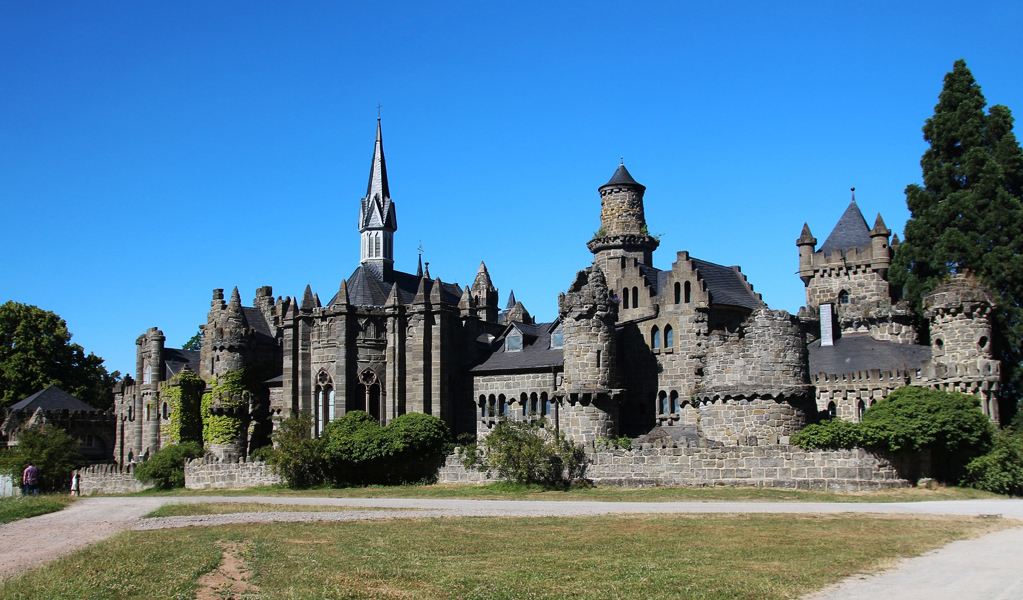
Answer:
[[0, 513, 1012, 600]]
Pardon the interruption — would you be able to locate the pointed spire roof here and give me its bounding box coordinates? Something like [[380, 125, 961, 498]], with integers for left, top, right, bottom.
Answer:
[[505, 289, 517, 309], [819, 192, 872, 255], [472, 262, 496, 290], [797, 223, 817, 246], [870, 213, 890, 236], [600, 162, 645, 192], [367, 118, 389, 201], [416, 253, 423, 277], [300, 284, 315, 312], [335, 279, 349, 306]]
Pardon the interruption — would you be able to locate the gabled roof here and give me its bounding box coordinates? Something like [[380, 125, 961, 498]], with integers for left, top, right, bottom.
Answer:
[[163, 348, 201, 378], [818, 199, 872, 255], [808, 334, 932, 375], [329, 265, 462, 308], [471, 321, 564, 372], [10, 386, 96, 411], [241, 307, 276, 345], [689, 259, 762, 310]]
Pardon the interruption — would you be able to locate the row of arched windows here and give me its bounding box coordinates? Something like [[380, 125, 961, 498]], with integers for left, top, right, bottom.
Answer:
[[651, 324, 674, 350], [623, 281, 694, 309], [479, 392, 553, 419], [622, 286, 639, 309], [826, 398, 876, 422]]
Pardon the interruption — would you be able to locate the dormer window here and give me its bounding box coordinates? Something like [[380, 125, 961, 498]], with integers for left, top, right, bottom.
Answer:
[[506, 334, 522, 352], [550, 330, 563, 349]]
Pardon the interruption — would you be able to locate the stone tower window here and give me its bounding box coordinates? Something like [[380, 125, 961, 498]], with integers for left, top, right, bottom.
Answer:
[[651, 326, 661, 349], [838, 290, 850, 305], [935, 338, 944, 355], [670, 390, 679, 413], [143, 364, 152, 384], [979, 336, 988, 349], [658, 391, 668, 414], [684, 281, 691, 303], [827, 402, 837, 419], [664, 325, 674, 349], [622, 288, 629, 309], [632, 287, 639, 308], [162, 402, 169, 420], [674, 282, 681, 304], [857, 400, 866, 422]]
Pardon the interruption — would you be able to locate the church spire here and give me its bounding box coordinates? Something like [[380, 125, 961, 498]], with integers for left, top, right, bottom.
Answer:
[[358, 117, 398, 277]]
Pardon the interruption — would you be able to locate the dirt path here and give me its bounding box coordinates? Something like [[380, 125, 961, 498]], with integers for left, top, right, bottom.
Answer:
[[2, 495, 1022, 596]]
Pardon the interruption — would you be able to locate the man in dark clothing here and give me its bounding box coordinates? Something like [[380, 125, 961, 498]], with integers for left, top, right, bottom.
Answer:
[[22, 463, 39, 495]]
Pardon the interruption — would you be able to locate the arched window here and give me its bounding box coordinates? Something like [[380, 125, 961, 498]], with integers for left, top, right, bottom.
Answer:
[[658, 391, 668, 414], [530, 392, 538, 416], [670, 391, 679, 413], [487, 395, 496, 417], [162, 402, 169, 420], [622, 288, 629, 309], [542, 392, 551, 416], [827, 402, 837, 418], [632, 287, 639, 308], [327, 387, 335, 422], [684, 281, 691, 303], [499, 395, 507, 416], [674, 282, 681, 304], [521, 392, 529, 416], [651, 326, 661, 349], [935, 338, 944, 354], [838, 290, 850, 305], [857, 400, 866, 422], [664, 325, 674, 348], [480, 395, 487, 418], [143, 364, 152, 384]]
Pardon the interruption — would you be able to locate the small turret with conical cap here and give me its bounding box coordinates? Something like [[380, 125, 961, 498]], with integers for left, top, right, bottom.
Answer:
[[587, 161, 659, 268]]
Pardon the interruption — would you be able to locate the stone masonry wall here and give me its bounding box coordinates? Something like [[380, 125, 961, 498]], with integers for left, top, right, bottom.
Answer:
[[695, 398, 809, 446], [436, 445, 908, 492], [184, 456, 282, 490], [474, 372, 558, 434], [80, 464, 154, 495]]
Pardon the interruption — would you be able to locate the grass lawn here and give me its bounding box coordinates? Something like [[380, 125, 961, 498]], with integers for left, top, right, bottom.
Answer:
[[0, 495, 75, 524], [129, 481, 1002, 503], [0, 513, 1011, 599], [143, 502, 400, 518]]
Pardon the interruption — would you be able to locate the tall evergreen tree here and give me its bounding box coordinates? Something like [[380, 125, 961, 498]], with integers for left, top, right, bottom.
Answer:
[[891, 59, 1023, 419]]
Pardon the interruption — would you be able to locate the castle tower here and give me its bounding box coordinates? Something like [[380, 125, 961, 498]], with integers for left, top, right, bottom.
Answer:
[[587, 163, 659, 271], [358, 118, 398, 278], [470, 261, 499, 322], [557, 266, 620, 444], [922, 273, 1001, 421], [797, 190, 910, 342]]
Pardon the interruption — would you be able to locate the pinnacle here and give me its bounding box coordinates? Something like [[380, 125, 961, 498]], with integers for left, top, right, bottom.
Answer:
[[300, 284, 315, 311]]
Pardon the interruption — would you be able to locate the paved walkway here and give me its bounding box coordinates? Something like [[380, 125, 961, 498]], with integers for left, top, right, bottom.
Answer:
[[1, 495, 1021, 598]]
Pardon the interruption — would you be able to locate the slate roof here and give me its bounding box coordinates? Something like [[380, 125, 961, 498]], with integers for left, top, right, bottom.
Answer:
[[329, 265, 463, 308], [689, 259, 762, 309], [241, 307, 276, 345], [808, 334, 932, 375], [818, 200, 872, 255], [163, 348, 200, 378], [471, 321, 564, 372], [601, 164, 645, 191], [10, 386, 96, 411]]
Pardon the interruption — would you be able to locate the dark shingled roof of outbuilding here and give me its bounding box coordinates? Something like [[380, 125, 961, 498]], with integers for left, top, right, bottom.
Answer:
[[163, 348, 200, 378], [471, 321, 564, 372], [819, 200, 872, 255], [808, 334, 932, 375], [11, 386, 96, 411]]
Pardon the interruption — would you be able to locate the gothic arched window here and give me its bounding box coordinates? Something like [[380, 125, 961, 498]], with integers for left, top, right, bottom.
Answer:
[[651, 326, 661, 350], [664, 325, 674, 349]]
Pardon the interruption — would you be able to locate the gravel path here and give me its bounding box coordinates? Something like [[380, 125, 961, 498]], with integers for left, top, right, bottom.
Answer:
[[2, 495, 1022, 598]]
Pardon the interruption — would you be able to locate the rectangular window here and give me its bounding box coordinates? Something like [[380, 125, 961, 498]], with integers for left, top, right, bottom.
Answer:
[[506, 335, 522, 351], [550, 331, 563, 349]]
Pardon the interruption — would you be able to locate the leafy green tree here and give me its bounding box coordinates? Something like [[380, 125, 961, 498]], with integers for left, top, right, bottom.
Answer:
[[962, 429, 1023, 496], [890, 59, 1023, 417], [465, 419, 586, 487], [182, 329, 204, 352], [133, 442, 205, 489], [0, 425, 86, 493], [0, 302, 120, 410], [793, 387, 993, 482], [267, 412, 324, 489]]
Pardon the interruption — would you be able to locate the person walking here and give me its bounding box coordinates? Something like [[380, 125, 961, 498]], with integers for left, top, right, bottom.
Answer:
[[70, 470, 80, 497], [22, 463, 39, 495]]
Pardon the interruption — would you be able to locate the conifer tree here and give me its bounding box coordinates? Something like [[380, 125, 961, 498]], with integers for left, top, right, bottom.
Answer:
[[891, 59, 1023, 419]]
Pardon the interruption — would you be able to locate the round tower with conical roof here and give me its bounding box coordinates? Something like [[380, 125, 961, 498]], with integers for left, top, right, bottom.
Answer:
[[587, 163, 660, 271]]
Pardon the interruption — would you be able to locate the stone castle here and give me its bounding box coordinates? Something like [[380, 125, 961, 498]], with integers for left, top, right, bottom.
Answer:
[[110, 120, 1002, 464]]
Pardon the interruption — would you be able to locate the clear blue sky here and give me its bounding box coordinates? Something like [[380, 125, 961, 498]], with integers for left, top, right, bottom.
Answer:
[[3, 1, 1022, 377]]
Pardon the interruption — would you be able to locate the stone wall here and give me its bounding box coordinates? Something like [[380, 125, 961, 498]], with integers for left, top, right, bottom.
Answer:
[[436, 445, 908, 491], [80, 463, 154, 495], [184, 456, 282, 490]]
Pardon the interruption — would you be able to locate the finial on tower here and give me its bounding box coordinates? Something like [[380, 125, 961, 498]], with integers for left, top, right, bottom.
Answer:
[[377, 103, 382, 119], [851, 187, 856, 202]]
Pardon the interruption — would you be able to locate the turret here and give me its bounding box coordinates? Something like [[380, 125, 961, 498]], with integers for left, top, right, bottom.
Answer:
[[587, 162, 659, 269], [471, 262, 499, 322], [358, 118, 398, 278], [869, 213, 892, 277], [796, 223, 817, 286]]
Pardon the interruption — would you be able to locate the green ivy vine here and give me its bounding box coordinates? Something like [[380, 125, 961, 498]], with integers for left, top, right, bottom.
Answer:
[[160, 370, 205, 445], [201, 369, 256, 445]]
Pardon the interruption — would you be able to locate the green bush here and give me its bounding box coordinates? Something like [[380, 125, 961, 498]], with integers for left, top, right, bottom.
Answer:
[[0, 425, 85, 493], [268, 412, 324, 489], [793, 387, 994, 482], [321, 411, 451, 485], [962, 429, 1023, 496], [465, 419, 586, 487], [133, 442, 205, 489]]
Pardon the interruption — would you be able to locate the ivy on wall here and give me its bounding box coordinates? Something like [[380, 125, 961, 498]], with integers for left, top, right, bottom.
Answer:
[[159, 370, 205, 445], [201, 369, 257, 445]]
